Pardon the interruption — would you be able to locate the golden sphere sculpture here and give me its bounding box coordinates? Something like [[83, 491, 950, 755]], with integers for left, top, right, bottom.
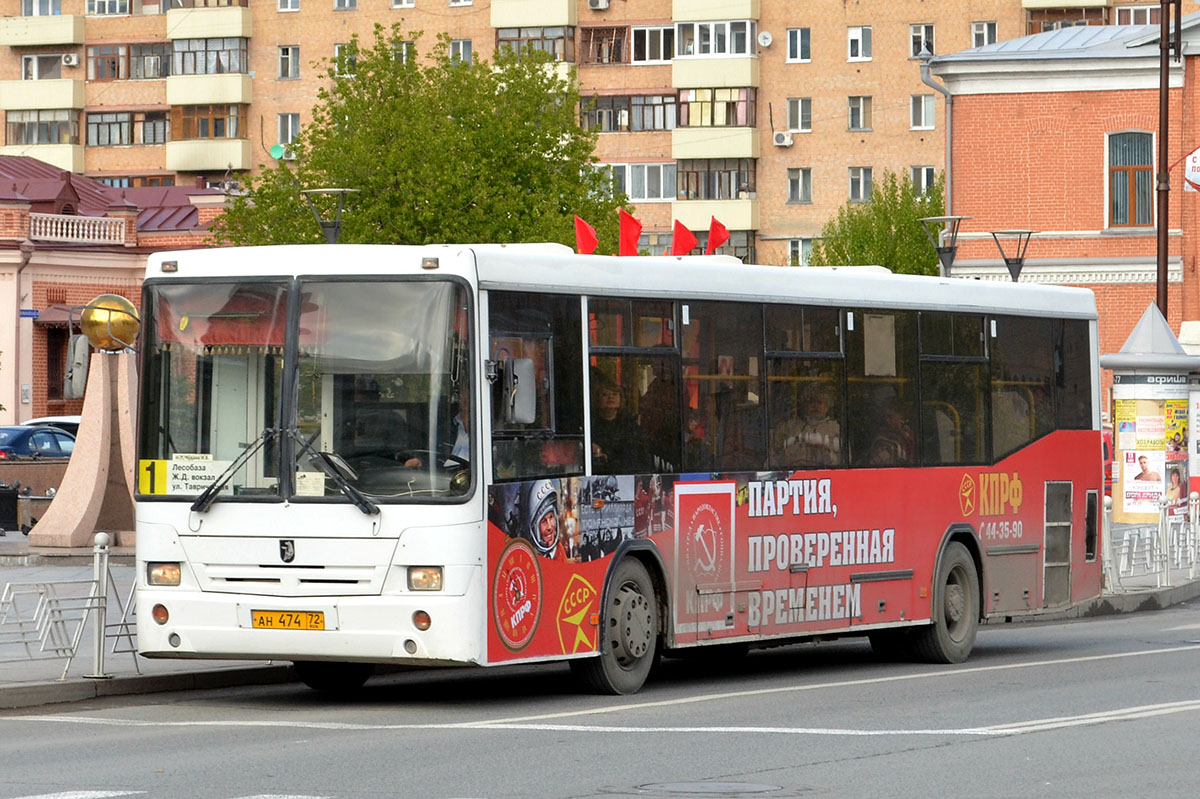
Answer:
[[81, 294, 140, 352]]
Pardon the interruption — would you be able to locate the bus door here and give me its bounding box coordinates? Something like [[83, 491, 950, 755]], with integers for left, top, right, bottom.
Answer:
[[1043, 481, 1072, 607], [671, 481, 743, 642]]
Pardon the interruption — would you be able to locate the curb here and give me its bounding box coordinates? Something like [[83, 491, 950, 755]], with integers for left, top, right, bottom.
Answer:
[[0, 664, 296, 711]]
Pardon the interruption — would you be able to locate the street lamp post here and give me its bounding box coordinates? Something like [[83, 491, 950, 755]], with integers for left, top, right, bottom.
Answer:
[[919, 215, 971, 278], [990, 230, 1035, 283], [300, 188, 359, 244]]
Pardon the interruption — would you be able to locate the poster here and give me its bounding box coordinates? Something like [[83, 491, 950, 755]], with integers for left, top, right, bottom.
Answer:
[[1112, 374, 1189, 522]]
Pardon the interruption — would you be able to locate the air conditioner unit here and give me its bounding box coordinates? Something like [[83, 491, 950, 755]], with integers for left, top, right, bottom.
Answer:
[[588, 0, 609, 9], [773, 131, 793, 147], [61, 53, 79, 67]]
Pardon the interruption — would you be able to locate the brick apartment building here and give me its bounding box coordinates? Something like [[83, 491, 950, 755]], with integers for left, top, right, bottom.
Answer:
[[0, 154, 220, 423], [2, 1, 1188, 266], [929, 13, 1200, 407]]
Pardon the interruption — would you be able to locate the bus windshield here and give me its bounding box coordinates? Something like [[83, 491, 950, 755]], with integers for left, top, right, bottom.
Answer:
[[139, 277, 471, 502]]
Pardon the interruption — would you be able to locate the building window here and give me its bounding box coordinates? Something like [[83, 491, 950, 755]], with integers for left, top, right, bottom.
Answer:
[[787, 28, 810, 62], [392, 41, 415, 63], [173, 38, 248, 75], [582, 96, 630, 132], [278, 113, 300, 158], [849, 167, 873, 202], [22, 1, 62, 15], [632, 26, 674, 64], [1116, 5, 1160, 25], [279, 0, 299, 10], [912, 166, 936, 196], [632, 95, 676, 131], [87, 112, 131, 146], [848, 26, 872, 61], [788, 168, 812, 204], [848, 96, 872, 131], [972, 21, 997, 48], [910, 94, 935, 130], [787, 97, 811, 132], [172, 104, 245, 140], [88, 0, 128, 14], [131, 43, 170, 79], [450, 39, 472, 64], [676, 20, 757, 57], [678, 88, 756, 127], [449, 0, 472, 5], [334, 0, 355, 9], [699, 229, 755, 261], [137, 111, 168, 144], [585, 97, 677, 133], [279, 45, 300, 79], [1110, 132, 1153, 227], [607, 163, 677, 202], [6, 110, 78, 145], [677, 158, 756, 200], [334, 43, 357, 75], [581, 27, 628, 65], [47, 326, 67, 402], [910, 23, 934, 57], [21, 55, 62, 80], [392, 0, 415, 7], [789, 238, 813, 266], [498, 27, 575, 61], [98, 175, 175, 187], [87, 45, 128, 81]]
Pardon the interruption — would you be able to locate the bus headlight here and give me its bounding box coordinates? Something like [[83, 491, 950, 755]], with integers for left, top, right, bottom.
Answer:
[[407, 566, 443, 591], [147, 562, 182, 586]]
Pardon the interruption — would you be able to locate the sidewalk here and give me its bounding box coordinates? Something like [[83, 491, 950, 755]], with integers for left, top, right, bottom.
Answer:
[[2, 533, 1200, 712]]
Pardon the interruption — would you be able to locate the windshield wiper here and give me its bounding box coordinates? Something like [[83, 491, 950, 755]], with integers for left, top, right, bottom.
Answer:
[[286, 428, 379, 516], [191, 427, 280, 513]]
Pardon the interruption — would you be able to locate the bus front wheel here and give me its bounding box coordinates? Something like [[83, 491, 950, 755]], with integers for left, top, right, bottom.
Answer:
[[571, 557, 659, 695], [293, 660, 375, 694], [913, 541, 979, 664]]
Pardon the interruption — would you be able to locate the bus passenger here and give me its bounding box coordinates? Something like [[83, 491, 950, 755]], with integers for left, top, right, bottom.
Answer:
[[592, 380, 650, 474], [774, 384, 841, 467], [868, 398, 915, 466]]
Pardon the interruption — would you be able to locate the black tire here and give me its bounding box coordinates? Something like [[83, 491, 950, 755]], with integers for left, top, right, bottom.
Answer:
[[912, 541, 979, 664], [293, 660, 375, 694], [571, 557, 659, 695]]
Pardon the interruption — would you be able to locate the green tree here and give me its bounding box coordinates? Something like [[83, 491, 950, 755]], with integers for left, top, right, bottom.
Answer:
[[211, 26, 624, 249], [809, 170, 945, 275]]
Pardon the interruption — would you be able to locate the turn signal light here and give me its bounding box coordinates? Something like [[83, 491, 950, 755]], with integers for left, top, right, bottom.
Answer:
[[412, 610, 432, 631], [407, 566, 443, 591], [147, 562, 181, 586], [152, 604, 169, 625]]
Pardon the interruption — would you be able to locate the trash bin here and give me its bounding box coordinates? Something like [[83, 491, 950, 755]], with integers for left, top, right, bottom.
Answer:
[[0, 482, 17, 533], [18, 494, 54, 535]]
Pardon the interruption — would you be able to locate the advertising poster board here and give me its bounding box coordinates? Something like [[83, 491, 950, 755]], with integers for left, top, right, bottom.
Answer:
[[1112, 374, 1189, 523]]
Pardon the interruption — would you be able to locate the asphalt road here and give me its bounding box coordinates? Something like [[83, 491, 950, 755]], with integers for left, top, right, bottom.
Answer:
[[2, 603, 1199, 799]]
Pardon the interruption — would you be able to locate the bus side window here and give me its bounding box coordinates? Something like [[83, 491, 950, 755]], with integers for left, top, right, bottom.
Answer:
[[488, 291, 585, 481], [845, 310, 919, 467], [918, 312, 987, 466], [992, 315, 1054, 458], [1055, 319, 1092, 430]]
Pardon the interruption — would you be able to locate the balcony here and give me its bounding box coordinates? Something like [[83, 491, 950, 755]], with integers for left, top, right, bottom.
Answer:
[[0, 79, 84, 111], [0, 144, 83, 173], [673, 0, 759, 22], [671, 198, 758, 232], [1022, 1, 1105, 7], [672, 127, 757, 160], [0, 14, 84, 47], [29, 213, 124, 245], [166, 73, 252, 106], [165, 4, 252, 40], [491, 0, 574, 29], [673, 57, 758, 89], [165, 138, 251, 171]]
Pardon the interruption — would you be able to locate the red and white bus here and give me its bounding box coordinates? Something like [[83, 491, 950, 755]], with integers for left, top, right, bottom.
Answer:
[[135, 243, 1102, 694]]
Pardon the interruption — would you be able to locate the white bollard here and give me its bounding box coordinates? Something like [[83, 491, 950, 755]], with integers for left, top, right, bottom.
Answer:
[[1159, 498, 1172, 589], [84, 532, 112, 679]]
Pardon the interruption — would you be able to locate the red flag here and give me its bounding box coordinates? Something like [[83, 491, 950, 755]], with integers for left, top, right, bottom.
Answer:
[[670, 220, 698, 256], [618, 209, 642, 256], [705, 217, 730, 255], [574, 215, 598, 254]]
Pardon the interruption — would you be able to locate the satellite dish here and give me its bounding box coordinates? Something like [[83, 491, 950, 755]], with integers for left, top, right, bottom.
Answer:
[[758, 31, 773, 48], [269, 144, 286, 159]]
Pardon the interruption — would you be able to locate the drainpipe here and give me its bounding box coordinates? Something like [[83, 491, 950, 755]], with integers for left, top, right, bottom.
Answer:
[[14, 239, 33, 422], [920, 51, 952, 216]]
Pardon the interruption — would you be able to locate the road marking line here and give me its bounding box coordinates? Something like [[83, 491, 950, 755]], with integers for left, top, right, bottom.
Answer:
[[7, 793, 145, 799]]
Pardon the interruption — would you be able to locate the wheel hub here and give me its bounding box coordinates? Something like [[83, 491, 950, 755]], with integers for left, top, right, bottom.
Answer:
[[944, 581, 965, 625], [612, 584, 653, 666]]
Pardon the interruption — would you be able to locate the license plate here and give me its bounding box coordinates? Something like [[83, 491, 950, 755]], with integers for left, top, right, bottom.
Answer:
[[251, 610, 325, 630]]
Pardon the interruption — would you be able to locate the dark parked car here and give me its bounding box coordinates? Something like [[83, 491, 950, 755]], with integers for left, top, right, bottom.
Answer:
[[0, 425, 75, 460]]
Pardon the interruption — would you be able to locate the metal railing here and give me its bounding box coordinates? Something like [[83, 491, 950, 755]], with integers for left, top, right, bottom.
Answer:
[[1104, 493, 1200, 591], [0, 533, 136, 680]]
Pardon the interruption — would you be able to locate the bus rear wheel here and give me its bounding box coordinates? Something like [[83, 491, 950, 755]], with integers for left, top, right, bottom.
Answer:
[[913, 541, 979, 664], [571, 557, 659, 695], [293, 660, 375, 694]]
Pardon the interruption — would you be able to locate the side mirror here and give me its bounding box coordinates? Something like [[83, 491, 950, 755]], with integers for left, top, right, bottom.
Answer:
[[64, 334, 89, 400], [504, 358, 536, 424]]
